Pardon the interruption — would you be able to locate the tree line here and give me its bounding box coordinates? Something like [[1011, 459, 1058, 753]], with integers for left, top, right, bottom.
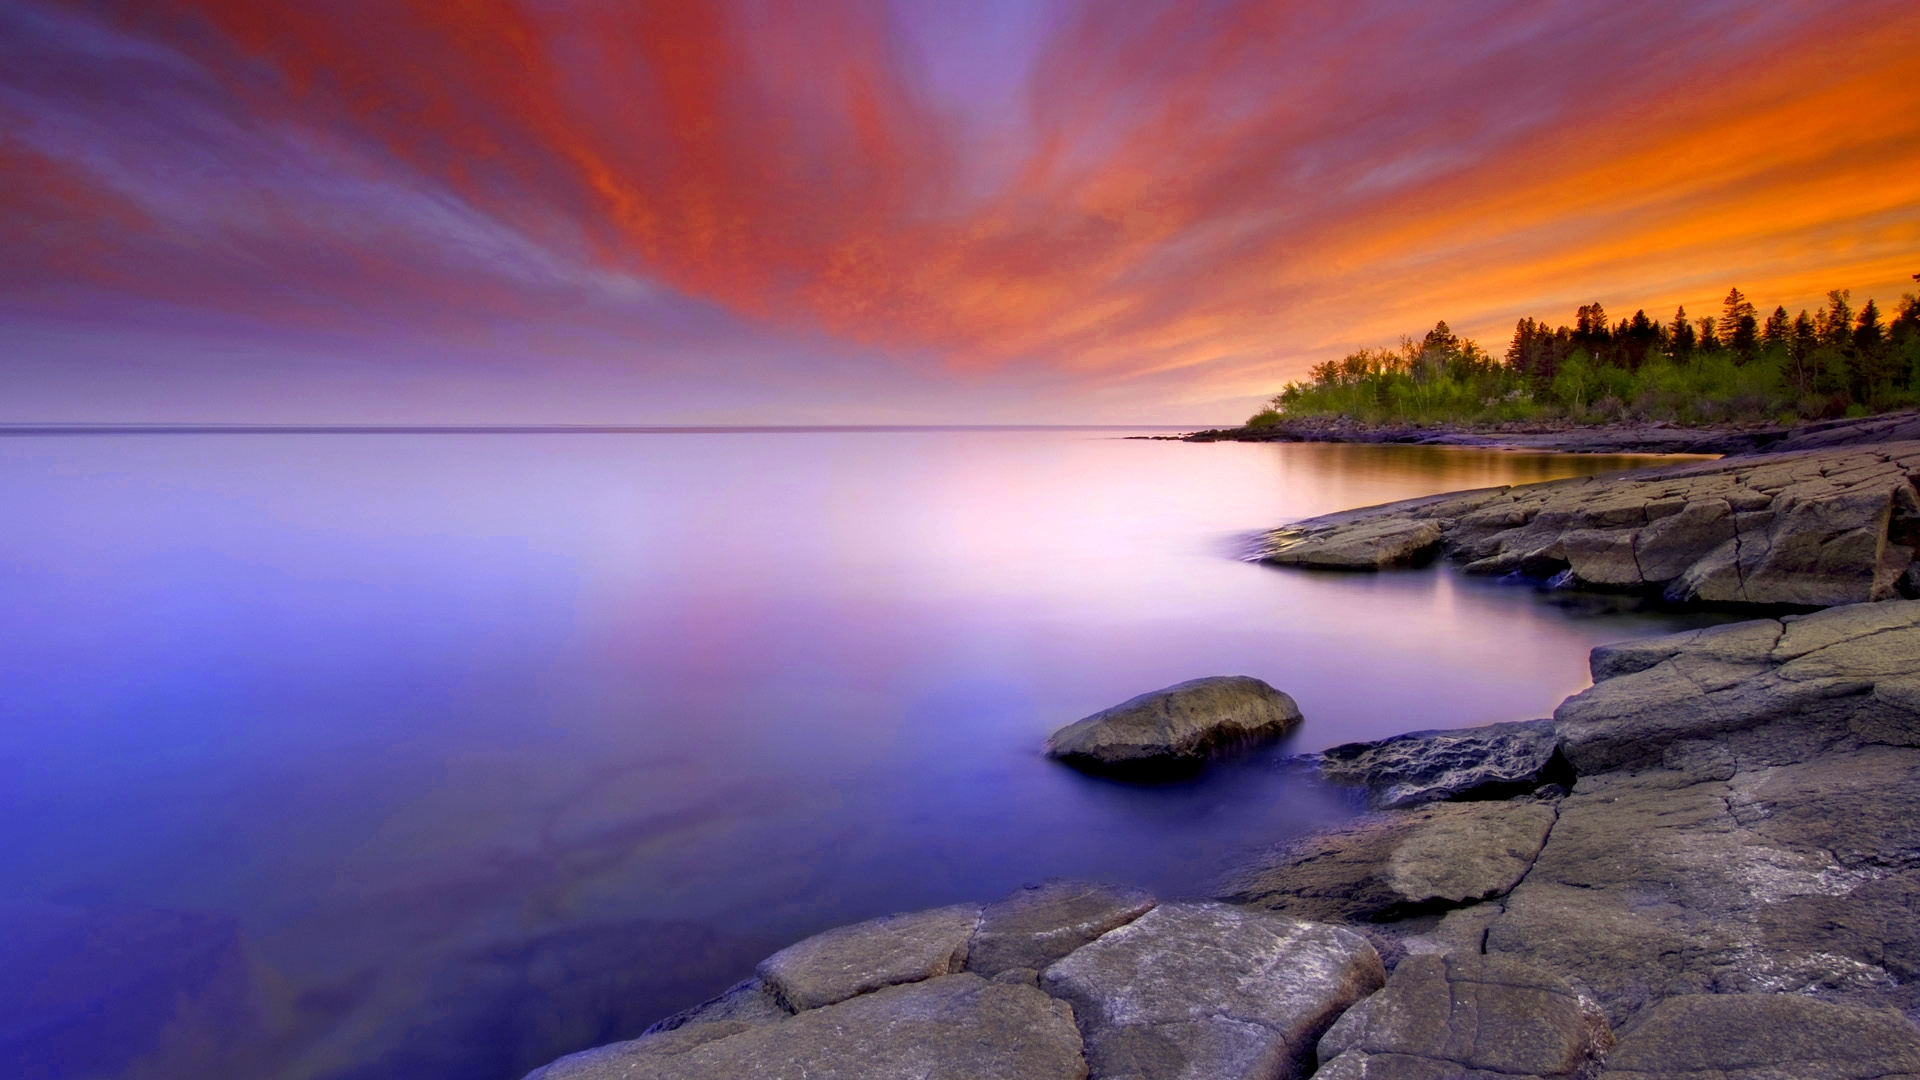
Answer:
[[1257, 276, 1920, 427]]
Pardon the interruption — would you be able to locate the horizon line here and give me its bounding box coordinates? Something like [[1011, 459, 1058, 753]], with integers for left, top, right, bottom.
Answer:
[[0, 422, 1199, 437]]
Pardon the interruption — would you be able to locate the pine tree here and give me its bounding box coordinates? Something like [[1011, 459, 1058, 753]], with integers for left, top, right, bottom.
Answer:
[[1818, 289, 1854, 348], [1855, 299, 1884, 352], [1719, 287, 1759, 357], [1696, 316, 1720, 352], [1763, 306, 1790, 349], [1669, 306, 1696, 358]]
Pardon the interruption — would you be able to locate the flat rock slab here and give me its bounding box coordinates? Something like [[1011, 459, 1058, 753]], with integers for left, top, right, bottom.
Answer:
[[1599, 993, 1920, 1080], [1040, 901, 1383, 1080], [1486, 746, 1920, 1024], [525, 974, 1087, 1080], [757, 904, 979, 1011], [1220, 801, 1557, 922], [1316, 953, 1612, 1080], [1316, 719, 1566, 808], [1555, 600, 1920, 773], [967, 880, 1156, 977], [1045, 676, 1302, 777], [1255, 441, 1920, 607]]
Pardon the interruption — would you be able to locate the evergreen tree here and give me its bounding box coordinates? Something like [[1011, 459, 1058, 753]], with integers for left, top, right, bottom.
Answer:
[[1855, 300, 1885, 352], [1763, 306, 1791, 349], [1792, 310, 1817, 359], [1719, 287, 1759, 357], [1669, 306, 1696, 358], [1696, 315, 1720, 352], [1818, 289, 1854, 348], [1622, 309, 1660, 369]]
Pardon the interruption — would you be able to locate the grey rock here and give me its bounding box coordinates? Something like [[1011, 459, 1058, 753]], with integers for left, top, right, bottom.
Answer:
[[1255, 441, 1920, 607], [756, 904, 979, 1012], [1315, 953, 1612, 1080], [1554, 600, 1920, 774], [1317, 720, 1566, 808], [525, 973, 1087, 1080], [1045, 676, 1303, 776], [642, 978, 788, 1036], [1484, 746, 1920, 1024], [1040, 901, 1384, 1080], [1599, 993, 1920, 1080], [1219, 801, 1557, 922], [1258, 489, 1507, 570], [967, 879, 1156, 977]]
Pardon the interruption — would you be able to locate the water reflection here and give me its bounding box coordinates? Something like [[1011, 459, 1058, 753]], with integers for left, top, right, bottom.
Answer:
[[0, 433, 1721, 1079]]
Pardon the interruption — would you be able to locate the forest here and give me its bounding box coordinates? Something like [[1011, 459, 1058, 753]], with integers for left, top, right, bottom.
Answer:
[[1254, 277, 1920, 428]]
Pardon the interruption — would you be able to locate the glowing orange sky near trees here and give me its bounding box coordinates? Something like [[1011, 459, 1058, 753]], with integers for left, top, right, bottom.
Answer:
[[4, 0, 1918, 419]]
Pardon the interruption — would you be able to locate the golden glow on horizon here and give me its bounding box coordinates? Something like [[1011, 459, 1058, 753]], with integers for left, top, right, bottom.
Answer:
[[6, 0, 1918, 408]]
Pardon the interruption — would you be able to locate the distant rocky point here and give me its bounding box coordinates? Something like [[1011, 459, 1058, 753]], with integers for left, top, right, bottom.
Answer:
[[1258, 440, 1920, 607], [1180, 406, 1920, 456], [1043, 675, 1303, 777]]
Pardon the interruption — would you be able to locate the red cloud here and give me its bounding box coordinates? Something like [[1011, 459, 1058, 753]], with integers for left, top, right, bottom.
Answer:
[[15, 0, 1920, 400]]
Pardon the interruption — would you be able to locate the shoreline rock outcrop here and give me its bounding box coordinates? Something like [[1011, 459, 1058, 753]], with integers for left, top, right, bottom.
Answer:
[[1177, 407, 1920, 456], [1044, 675, 1303, 777], [1258, 441, 1920, 607], [527, 601, 1920, 1080]]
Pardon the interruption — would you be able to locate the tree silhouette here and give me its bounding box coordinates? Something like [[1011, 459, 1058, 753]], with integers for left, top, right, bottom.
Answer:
[[1719, 287, 1759, 358]]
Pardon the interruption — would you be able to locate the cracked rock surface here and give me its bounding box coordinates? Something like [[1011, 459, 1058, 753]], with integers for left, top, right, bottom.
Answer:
[[528, 600, 1920, 1080], [756, 903, 980, 1011], [1219, 801, 1557, 923], [1315, 952, 1613, 1080], [1040, 902, 1384, 1080], [1258, 441, 1920, 607]]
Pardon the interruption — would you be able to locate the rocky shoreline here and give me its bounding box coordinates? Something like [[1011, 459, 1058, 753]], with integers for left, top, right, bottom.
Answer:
[[1259, 440, 1920, 607], [521, 441, 1920, 1080], [1179, 407, 1920, 457]]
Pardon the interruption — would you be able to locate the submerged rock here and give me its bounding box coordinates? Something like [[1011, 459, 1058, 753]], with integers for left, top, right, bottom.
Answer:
[[1255, 441, 1920, 607], [1044, 676, 1302, 776], [1040, 902, 1384, 1080], [1316, 953, 1612, 1080]]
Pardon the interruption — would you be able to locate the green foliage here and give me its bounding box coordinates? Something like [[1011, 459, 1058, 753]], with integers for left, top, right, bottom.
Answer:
[[1254, 280, 1920, 429]]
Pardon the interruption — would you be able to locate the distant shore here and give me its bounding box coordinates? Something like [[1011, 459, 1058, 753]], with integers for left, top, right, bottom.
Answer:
[[1165, 407, 1920, 456]]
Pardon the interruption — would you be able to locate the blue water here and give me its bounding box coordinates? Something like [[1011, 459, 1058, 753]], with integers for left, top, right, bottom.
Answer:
[[0, 432, 1722, 1080]]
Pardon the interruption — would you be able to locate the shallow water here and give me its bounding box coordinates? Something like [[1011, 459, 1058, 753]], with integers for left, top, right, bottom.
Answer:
[[0, 432, 1727, 1079]]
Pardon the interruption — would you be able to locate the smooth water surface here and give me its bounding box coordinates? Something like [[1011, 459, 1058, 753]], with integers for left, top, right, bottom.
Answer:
[[0, 432, 1722, 1080]]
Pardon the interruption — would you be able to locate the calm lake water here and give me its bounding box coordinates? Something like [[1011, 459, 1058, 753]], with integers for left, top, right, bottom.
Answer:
[[0, 431, 1726, 1080]]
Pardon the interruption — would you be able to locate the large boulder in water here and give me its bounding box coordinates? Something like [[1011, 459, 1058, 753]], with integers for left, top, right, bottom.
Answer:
[[1044, 676, 1303, 776]]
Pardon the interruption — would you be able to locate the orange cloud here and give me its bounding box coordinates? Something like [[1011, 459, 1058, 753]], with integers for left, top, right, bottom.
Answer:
[[12, 0, 1920, 410]]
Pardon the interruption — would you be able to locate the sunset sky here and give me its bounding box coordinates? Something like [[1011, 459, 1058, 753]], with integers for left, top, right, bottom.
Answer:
[[4, 0, 1918, 424]]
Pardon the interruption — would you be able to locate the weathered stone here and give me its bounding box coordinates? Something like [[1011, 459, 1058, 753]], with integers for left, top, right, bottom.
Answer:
[[1554, 601, 1920, 773], [1220, 801, 1557, 922], [643, 978, 788, 1036], [756, 904, 978, 1012], [967, 879, 1156, 977], [1040, 902, 1383, 1080], [1255, 441, 1920, 606], [1258, 490, 1506, 570], [1045, 676, 1302, 776], [1315, 953, 1612, 1080], [525, 974, 1088, 1080], [1599, 993, 1920, 1079], [1316, 720, 1566, 808], [1484, 746, 1920, 1024]]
